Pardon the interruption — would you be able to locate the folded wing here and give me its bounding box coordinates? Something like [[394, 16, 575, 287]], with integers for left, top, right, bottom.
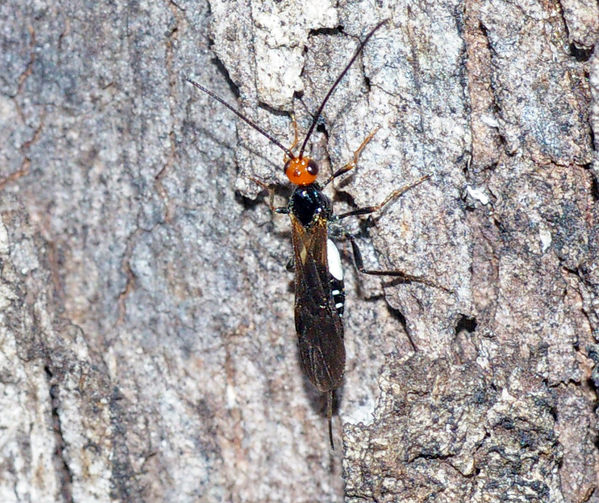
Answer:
[[291, 214, 345, 392]]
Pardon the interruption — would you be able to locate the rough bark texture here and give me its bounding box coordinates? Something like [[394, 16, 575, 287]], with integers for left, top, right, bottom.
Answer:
[[1, 0, 598, 502]]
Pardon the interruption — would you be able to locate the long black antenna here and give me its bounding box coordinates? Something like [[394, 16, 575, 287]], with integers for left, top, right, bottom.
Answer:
[[186, 78, 295, 159], [298, 19, 389, 158]]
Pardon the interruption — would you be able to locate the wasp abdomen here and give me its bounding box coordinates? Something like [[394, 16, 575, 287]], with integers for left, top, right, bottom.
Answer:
[[327, 239, 345, 318], [330, 278, 345, 318]]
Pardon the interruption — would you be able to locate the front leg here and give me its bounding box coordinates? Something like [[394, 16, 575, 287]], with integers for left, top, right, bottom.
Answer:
[[249, 176, 288, 214]]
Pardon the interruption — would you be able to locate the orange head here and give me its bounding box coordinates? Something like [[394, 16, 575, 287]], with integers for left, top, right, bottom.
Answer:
[[284, 157, 319, 186]]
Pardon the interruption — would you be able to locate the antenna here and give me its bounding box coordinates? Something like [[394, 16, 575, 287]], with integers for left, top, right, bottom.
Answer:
[[185, 78, 295, 159], [298, 19, 389, 158], [186, 19, 389, 163]]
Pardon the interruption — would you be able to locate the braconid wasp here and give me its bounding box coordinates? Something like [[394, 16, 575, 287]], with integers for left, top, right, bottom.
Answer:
[[187, 19, 447, 449]]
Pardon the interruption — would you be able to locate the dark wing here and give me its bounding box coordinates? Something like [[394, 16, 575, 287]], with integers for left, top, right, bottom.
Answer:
[[290, 214, 345, 393]]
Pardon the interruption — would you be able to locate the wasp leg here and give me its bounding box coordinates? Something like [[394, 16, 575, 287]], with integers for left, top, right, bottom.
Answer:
[[337, 175, 430, 219], [322, 126, 380, 187], [248, 176, 288, 214], [285, 256, 294, 271], [348, 235, 451, 293], [284, 113, 299, 164]]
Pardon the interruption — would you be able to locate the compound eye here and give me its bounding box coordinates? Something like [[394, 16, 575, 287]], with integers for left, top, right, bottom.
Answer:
[[307, 159, 319, 177]]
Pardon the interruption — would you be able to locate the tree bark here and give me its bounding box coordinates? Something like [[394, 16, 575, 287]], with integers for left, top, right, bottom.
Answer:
[[1, 0, 597, 502]]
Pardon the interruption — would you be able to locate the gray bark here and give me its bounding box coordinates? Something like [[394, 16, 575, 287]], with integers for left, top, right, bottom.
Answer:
[[1, 0, 598, 502]]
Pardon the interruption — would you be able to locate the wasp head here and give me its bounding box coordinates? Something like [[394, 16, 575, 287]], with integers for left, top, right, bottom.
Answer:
[[284, 157, 319, 186]]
